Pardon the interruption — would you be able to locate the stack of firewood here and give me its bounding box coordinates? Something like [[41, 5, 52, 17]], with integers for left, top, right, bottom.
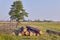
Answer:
[[12, 26, 44, 36]]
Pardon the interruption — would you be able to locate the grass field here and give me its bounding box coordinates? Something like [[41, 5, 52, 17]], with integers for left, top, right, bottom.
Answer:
[[0, 22, 60, 40]]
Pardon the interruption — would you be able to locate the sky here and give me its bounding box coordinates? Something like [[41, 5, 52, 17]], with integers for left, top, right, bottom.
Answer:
[[0, 0, 60, 21]]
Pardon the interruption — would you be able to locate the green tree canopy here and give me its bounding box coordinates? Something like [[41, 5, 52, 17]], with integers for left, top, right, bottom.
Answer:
[[9, 0, 28, 27]]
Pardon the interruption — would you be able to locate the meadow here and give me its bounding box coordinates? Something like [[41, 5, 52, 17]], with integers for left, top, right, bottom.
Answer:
[[0, 22, 60, 40]]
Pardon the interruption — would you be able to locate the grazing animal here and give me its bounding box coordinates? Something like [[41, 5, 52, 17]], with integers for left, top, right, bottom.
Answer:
[[46, 30, 60, 36]]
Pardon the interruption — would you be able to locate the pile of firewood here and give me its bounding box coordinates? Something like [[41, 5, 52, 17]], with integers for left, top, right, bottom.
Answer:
[[12, 26, 44, 36]]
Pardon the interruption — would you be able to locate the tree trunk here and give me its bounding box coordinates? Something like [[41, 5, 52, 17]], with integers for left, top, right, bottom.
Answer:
[[16, 21, 21, 28], [10, 19, 13, 29], [16, 22, 19, 28]]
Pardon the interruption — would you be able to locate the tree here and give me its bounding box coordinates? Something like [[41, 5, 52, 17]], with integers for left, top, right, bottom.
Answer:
[[9, 0, 28, 28]]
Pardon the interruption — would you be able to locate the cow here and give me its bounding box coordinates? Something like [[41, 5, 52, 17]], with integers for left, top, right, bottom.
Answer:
[[26, 26, 43, 36], [46, 30, 60, 36]]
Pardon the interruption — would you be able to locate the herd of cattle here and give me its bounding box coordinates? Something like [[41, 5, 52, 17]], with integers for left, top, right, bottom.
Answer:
[[12, 26, 60, 36]]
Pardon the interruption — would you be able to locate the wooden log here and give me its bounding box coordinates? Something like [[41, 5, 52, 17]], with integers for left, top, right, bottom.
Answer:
[[46, 30, 60, 36], [26, 26, 40, 32], [18, 33, 22, 36], [30, 31, 34, 36]]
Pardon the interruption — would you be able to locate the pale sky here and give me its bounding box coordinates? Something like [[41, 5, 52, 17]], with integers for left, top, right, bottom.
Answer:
[[0, 0, 60, 21]]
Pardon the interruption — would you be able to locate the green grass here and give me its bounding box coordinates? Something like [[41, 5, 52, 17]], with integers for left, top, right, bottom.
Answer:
[[0, 34, 60, 40], [0, 22, 60, 40]]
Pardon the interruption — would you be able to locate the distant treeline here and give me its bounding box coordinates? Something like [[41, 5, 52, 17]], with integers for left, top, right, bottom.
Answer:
[[23, 19, 53, 22], [0, 19, 55, 22]]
